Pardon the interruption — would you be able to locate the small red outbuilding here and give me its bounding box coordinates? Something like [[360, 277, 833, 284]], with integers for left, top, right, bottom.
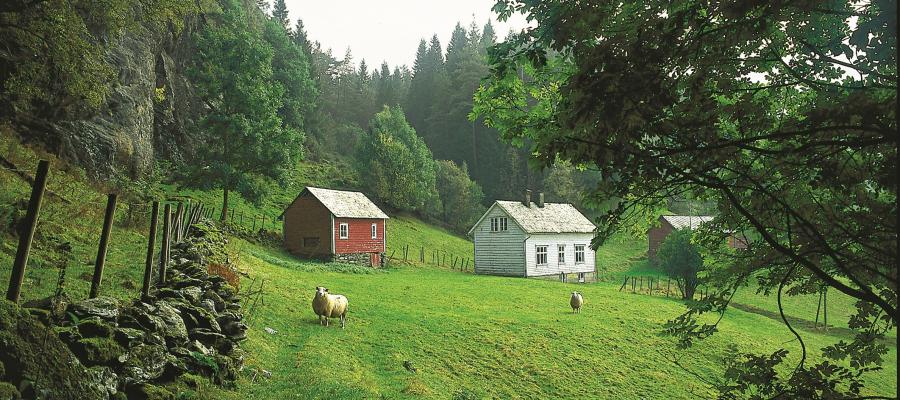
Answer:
[[282, 187, 389, 267]]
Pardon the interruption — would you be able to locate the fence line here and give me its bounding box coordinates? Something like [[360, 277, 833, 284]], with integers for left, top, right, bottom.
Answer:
[[619, 275, 712, 301], [385, 243, 473, 273]]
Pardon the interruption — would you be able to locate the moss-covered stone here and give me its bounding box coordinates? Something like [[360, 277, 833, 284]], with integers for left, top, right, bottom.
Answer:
[[70, 337, 124, 366], [126, 383, 175, 400], [0, 300, 106, 399], [176, 373, 204, 389], [77, 318, 115, 338]]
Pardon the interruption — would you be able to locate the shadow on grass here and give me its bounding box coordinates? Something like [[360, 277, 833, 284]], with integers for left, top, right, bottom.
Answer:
[[729, 302, 894, 345]]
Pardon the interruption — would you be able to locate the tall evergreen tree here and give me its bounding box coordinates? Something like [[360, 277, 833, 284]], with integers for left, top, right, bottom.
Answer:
[[405, 39, 431, 133], [271, 0, 289, 31], [445, 23, 468, 74], [480, 21, 496, 53], [376, 62, 395, 107]]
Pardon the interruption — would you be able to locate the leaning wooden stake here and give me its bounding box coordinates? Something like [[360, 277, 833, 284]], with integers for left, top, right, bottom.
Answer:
[[141, 202, 160, 299], [89, 193, 117, 299], [174, 202, 185, 243], [158, 203, 171, 284], [6, 160, 50, 303]]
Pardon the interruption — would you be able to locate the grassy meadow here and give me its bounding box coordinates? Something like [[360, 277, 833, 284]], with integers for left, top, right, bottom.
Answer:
[[221, 238, 897, 399], [1, 132, 896, 399]]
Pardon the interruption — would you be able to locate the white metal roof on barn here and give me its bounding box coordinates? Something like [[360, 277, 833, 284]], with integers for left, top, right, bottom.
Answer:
[[471, 200, 596, 234], [303, 187, 389, 219], [661, 215, 713, 230]]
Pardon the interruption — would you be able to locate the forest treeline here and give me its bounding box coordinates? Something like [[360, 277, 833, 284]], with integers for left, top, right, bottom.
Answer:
[[0, 0, 598, 233]]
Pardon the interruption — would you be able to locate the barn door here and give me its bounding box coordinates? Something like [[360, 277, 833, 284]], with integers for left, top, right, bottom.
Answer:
[[370, 253, 379, 267]]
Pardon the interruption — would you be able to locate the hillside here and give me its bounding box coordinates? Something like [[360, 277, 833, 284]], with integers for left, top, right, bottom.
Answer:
[[221, 240, 897, 399]]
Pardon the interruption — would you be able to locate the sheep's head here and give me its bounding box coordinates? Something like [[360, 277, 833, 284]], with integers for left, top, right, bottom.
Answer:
[[315, 286, 329, 297], [571, 291, 579, 296]]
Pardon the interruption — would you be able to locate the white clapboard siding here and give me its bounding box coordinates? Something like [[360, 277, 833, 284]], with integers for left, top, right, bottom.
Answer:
[[524, 233, 596, 277], [472, 206, 526, 276]]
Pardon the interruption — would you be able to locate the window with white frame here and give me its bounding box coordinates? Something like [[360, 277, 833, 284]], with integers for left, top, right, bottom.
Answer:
[[339, 223, 349, 239], [575, 244, 585, 264], [558, 244, 566, 265], [371, 223, 377, 239], [536, 245, 548, 266], [489, 217, 508, 232]]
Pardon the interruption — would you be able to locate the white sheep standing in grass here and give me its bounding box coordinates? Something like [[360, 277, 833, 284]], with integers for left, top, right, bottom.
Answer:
[[312, 286, 349, 328], [570, 291, 584, 314]]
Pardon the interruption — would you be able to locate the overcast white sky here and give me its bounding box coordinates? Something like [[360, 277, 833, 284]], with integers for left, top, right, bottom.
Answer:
[[279, 0, 530, 69]]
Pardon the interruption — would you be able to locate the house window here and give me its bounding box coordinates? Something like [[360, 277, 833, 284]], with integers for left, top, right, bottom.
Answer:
[[303, 237, 320, 247], [371, 223, 377, 239], [575, 244, 585, 264], [339, 223, 348, 239], [490, 217, 508, 232], [558, 244, 566, 265], [536, 245, 548, 266]]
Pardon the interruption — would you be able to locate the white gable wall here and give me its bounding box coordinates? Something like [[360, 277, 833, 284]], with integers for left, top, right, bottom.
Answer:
[[472, 206, 527, 276], [524, 233, 596, 277]]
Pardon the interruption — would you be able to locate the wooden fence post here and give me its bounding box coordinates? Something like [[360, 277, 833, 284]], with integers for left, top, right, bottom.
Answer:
[[823, 287, 828, 330], [89, 193, 117, 299], [631, 276, 635, 292], [6, 160, 50, 303], [174, 202, 185, 243], [158, 204, 171, 285], [619, 276, 628, 291], [666, 278, 671, 297], [141, 202, 159, 300]]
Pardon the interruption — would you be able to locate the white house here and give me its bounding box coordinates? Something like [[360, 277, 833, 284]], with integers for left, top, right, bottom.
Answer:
[[467, 191, 596, 279]]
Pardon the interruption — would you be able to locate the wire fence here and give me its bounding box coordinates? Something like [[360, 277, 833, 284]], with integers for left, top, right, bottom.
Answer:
[[385, 243, 473, 273]]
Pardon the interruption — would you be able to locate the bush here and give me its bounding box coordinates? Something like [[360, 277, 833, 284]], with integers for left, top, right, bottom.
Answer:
[[656, 228, 703, 300], [356, 106, 437, 213]]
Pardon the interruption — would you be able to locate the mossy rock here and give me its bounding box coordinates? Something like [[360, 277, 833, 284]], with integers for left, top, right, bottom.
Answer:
[[70, 337, 124, 366], [0, 300, 106, 399], [176, 373, 204, 389], [126, 383, 175, 400], [77, 318, 115, 338], [0, 382, 17, 399]]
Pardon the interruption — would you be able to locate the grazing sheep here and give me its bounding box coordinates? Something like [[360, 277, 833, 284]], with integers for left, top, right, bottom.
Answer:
[[570, 291, 584, 314], [312, 286, 349, 328]]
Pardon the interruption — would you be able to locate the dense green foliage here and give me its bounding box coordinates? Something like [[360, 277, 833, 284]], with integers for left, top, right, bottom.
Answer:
[[476, 0, 896, 396], [656, 229, 703, 300], [435, 160, 485, 232], [185, 0, 311, 218], [356, 107, 437, 213]]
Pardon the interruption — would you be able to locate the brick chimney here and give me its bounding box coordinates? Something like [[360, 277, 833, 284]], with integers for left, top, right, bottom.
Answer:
[[537, 192, 544, 208], [524, 189, 532, 207]]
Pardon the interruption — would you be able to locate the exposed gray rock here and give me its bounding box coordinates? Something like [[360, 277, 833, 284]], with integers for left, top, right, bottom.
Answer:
[[119, 344, 170, 386], [86, 366, 118, 398], [69, 297, 120, 322], [154, 301, 188, 347]]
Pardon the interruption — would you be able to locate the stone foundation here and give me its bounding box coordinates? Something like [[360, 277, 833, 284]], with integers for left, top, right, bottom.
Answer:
[[332, 252, 383, 268]]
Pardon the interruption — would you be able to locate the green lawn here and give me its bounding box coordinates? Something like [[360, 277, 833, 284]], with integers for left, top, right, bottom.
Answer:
[[220, 238, 897, 399]]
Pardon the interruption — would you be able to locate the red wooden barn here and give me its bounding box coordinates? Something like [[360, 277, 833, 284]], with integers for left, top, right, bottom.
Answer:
[[647, 215, 747, 260], [282, 187, 389, 267]]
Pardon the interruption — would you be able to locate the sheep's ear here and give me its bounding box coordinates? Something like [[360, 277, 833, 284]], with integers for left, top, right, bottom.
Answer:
[[325, 288, 329, 292]]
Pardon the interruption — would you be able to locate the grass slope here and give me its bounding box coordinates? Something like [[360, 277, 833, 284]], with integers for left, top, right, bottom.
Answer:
[[225, 238, 897, 399]]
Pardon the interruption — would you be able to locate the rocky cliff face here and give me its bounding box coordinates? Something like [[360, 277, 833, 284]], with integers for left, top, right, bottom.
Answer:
[[51, 17, 205, 179]]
